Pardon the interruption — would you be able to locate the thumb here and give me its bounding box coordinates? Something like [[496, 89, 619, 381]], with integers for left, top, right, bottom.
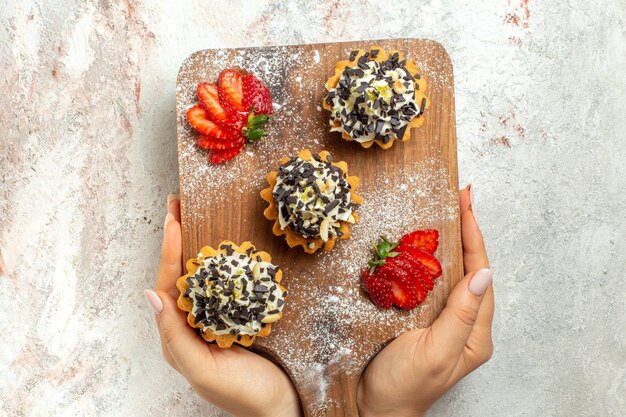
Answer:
[[429, 268, 493, 360], [155, 290, 215, 378]]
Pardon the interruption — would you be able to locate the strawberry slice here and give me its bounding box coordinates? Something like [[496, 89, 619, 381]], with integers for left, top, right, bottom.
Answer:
[[400, 229, 439, 254], [361, 269, 393, 309], [197, 82, 247, 130], [218, 69, 246, 113], [189, 71, 275, 165], [242, 74, 273, 114], [393, 251, 435, 291], [380, 253, 428, 310], [362, 232, 442, 310], [186, 105, 238, 140], [197, 135, 244, 150], [228, 111, 249, 131], [380, 263, 426, 310], [392, 279, 425, 310], [209, 141, 245, 164], [197, 83, 229, 122], [399, 244, 443, 279]]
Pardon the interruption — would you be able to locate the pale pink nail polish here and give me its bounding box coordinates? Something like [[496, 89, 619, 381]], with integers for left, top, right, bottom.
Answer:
[[144, 289, 163, 314], [468, 268, 492, 296]]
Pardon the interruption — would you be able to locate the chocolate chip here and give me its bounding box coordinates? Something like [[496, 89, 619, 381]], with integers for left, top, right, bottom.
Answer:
[[254, 284, 269, 293], [324, 200, 340, 215]]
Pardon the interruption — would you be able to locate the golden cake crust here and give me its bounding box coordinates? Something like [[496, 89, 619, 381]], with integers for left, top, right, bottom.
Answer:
[[322, 45, 430, 149], [176, 240, 285, 348], [260, 149, 363, 254]]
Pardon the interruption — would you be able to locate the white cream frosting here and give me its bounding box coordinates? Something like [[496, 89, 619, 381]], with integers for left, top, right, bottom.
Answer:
[[272, 156, 356, 242], [185, 248, 284, 336], [327, 55, 422, 144]]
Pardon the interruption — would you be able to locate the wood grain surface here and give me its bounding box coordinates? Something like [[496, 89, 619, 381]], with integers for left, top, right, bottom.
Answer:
[[176, 38, 461, 417]]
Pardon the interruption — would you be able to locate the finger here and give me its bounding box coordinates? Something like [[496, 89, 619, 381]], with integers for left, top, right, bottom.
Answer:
[[474, 282, 494, 336], [150, 197, 186, 370], [155, 289, 216, 379], [160, 336, 179, 371], [145, 288, 180, 371], [460, 184, 494, 349], [167, 194, 182, 223], [451, 285, 494, 380], [428, 268, 493, 362], [460, 186, 489, 273], [461, 283, 494, 369], [452, 185, 494, 374], [459, 184, 471, 214], [146, 198, 182, 370], [155, 208, 183, 300]]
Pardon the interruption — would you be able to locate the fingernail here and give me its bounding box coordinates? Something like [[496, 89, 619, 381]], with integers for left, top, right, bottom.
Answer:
[[468, 184, 479, 225], [163, 212, 174, 235], [167, 193, 175, 214], [468, 268, 492, 296], [144, 289, 164, 314]]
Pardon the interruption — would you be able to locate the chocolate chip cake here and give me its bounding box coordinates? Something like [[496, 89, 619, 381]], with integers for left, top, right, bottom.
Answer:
[[261, 149, 363, 254], [323, 46, 429, 149], [176, 241, 286, 348]]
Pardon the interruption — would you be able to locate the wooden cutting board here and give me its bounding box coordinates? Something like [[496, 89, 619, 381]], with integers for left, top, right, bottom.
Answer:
[[176, 38, 461, 417]]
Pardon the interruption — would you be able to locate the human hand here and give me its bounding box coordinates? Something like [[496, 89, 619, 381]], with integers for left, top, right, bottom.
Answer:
[[357, 185, 494, 417], [144, 195, 302, 417]]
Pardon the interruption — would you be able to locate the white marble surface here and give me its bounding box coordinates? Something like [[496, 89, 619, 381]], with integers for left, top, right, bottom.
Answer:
[[1, 1, 625, 416]]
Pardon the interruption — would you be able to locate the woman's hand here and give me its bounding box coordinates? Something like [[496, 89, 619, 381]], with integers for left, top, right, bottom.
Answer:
[[357, 185, 494, 417], [145, 195, 302, 417]]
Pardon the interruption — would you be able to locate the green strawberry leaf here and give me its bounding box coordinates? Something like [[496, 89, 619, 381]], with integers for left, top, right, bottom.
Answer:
[[368, 235, 401, 273]]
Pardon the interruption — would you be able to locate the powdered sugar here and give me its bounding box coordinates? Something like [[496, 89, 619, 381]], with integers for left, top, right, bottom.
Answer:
[[176, 40, 459, 415], [176, 42, 449, 225], [274, 159, 457, 412]]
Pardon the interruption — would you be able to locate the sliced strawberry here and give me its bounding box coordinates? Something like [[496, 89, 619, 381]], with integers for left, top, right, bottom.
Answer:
[[197, 83, 227, 121], [361, 269, 393, 309], [392, 251, 434, 292], [400, 229, 439, 254], [379, 260, 427, 309], [218, 69, 245, 113], [209, 141, 245, 164], [399, 244, 443, 279], [186, 105, 238, 140], [391, 276, 425, 310], [197, 135, 243, 150], [197, 82, 247, 130], [191, 71, 274, 165], [228, 110, 249, 131], [242, 74, 273, 114], [362, 233, 442, 310]]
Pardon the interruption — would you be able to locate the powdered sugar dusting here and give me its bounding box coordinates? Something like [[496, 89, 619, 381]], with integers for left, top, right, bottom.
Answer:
[[274, 159, 457, 412], [176, 41, 451, 227], [176, 40, 460, 415], [177, 45, 322, 226]]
